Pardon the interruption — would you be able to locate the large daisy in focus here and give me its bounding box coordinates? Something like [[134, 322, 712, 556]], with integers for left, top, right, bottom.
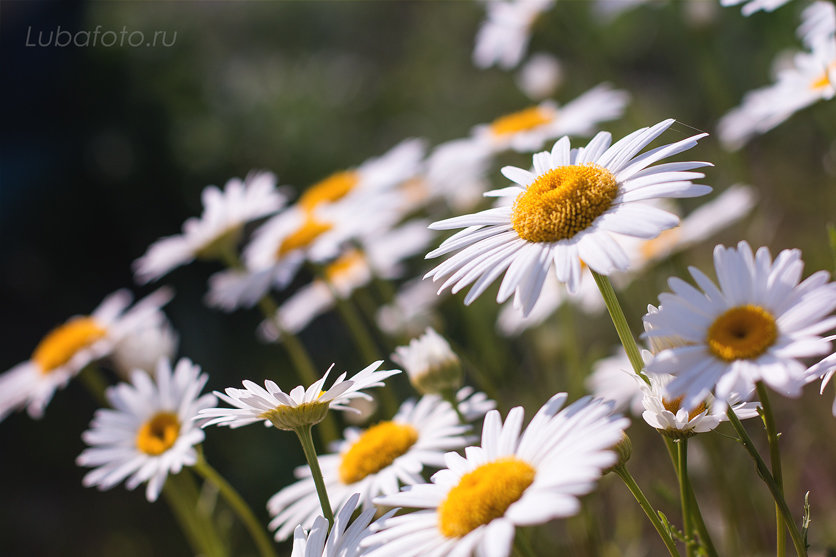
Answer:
[[134, 171, 286, 283], [197, 361, 400, 431], [77, 358, 215, 502], [644, 241, 836, 410], [0, 288, 172, 422], [364, 394, 628, 557], [425, 119, 711, 316]]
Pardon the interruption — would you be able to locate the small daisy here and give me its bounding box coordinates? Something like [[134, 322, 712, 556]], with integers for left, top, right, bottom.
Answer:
[[391, 327, 462, 395], [586, 349, 646, 416], [133, 171, 286, 283], [0, 288, 172, 422], [472, 0, 555, 70], [268, 390, 492, 540], [110, 311, 178, 379], [197, 361, 401, 431], [644, 241, 836, 410], [76, 358, 216, 502], [471, 84, 630, 153], [806, 337, 836, 415], [515, 52, 563, 100], [424, 138, 493, 212], [364, 394, 629, 557], [425, 119, 711, 316], [375, 277, 444, 338], [291, 493, 395, 557], [720, 0, 793, 16], [718, 2, 835, 150], [640, 373, 761, 439]]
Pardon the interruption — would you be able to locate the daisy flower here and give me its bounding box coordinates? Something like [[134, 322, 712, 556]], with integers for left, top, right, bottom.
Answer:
[[290, 493, 395, 557], [197, 361, 400, 431], [76, 358, 216, 502], [471, 84, 629, 153], [110, 311, 178, 379], [0, 288, 172, 422], [375, 277, 445, 338], [718, 2, 835, 150], [472, 0, 555, 70], [720, 0, 793, 16], [640, 373, 760, 439], [392, 327, 462, 395], [133, 171, 286, 283], [425, 119, 711, 316], [644, 241, 836, 410], [806, 337, 836, 415], [586, 349, 646, 416], [364, 394, 629, 557], [268, 390, 492, 541], [515, 52, 563, 100]]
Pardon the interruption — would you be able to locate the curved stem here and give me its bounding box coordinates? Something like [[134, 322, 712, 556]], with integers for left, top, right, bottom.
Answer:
[[756, 382, 786, 557], [590, 271, 650, 385], [613, 465, 681, 557], [163, 472, 227, 557], [725, 407, 807, 556], [193, 450, 278, 557], [294, 425, 334, 528], [678, 440, 694, 557], [78, 364, 110, 407]]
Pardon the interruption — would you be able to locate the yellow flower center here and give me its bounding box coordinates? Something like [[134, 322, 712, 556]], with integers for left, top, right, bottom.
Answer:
[[438, 457, 536, 538], [511, 163, 619, 243], [489, 106, 553, 137], [706, 305, 777, 362], [324, 249, 366, 283], [298, 171, 359, 212], [338, 421, 419, 484], [276, 217, 333, 257], [136, 412, 181, 456], [662, 395, 708, 421], [810, 63, 835, 91], [32, 317, 107, 374]]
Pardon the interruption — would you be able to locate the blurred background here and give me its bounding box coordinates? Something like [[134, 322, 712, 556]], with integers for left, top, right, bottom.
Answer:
[[1, 0, 835, 555]]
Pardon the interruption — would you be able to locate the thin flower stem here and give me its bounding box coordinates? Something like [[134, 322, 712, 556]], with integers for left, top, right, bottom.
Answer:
[[590, 271, 650, 385], [193, 450, 278, 557], [756, 382, 787, 557], [725, 407, 807, 556], [613, 465, 681, 557], [440, 388, 466, 423], [678, 440, 695, 557], [163, 472, 227, 557], [294, 424, 334, 528], [77, 364, 110, 407], [512, 528, 537, 557]]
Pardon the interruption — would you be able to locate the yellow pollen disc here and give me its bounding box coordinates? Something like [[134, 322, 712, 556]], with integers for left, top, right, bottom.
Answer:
[[298, 170, 359, 212], [338, 421, 419, 484], [511, 163, 618, 243], [325, 250, 366, 283], [32, 317, 107, 374], [438, 457, 536, 538], [136, 412, 180, 456], [662, 396, 708, 421], [707, 304, 777, 362], [276, 217, 333, 257], [489, 106, 553, 136]]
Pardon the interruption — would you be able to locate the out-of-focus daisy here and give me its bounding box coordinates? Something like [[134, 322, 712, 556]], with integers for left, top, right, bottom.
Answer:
[[424, 139, 493, 212], [77, 358, 215, 502], [133, 171, 286, 284], [392, 328, 462, 395], [496, 184, 754, 335], [720, 0, 793, 16], [515, 52, 563, 100], [426, 119, 710, 317], [644, 241, 836, 410], [197, 361, 400, 431], [376, 278, 444, 338], [110, 312, 178, 379], [718, 2, 835, 150], [268, 391, 490, 540], [806, 337, 836, 415], [0, 289, 172, 422], [290, 493, 395, 557], [586, 349, 646, 416], [472, 84, 629, 153], [641, 373, 760, 439], [255, 220, 433, 339], [473, 0, 555, 70], [364, 394, 628, 557]]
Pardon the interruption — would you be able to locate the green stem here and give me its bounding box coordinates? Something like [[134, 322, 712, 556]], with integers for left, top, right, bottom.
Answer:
[[590, 271, 650, 385], [725, 407, 807, 556], [193, 450, 278, 557], [678, 440, 695, 557], [512, 528, 537, 557], [757, 382, 787, 557], [294, 425, 334, 527], [78, 364, 110, 407], [441, 388, 466, 423], [613, 465, 681, 557], [163, 472, 227, 557]]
